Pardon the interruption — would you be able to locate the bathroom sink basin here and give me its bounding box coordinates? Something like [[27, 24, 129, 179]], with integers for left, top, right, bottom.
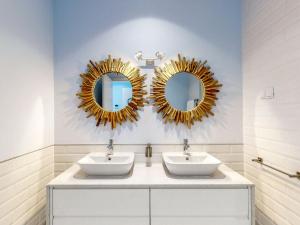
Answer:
[[77, 152, 134, 176], [162, 152, 221, 176]]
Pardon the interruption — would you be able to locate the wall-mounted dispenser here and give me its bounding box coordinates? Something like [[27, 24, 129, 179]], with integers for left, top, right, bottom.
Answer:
[[261, 86, 275, 100]]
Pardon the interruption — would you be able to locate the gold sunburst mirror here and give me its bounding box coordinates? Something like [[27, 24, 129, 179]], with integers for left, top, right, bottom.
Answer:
[[77, 55, 147, 129], [151, 54, 222, 128]]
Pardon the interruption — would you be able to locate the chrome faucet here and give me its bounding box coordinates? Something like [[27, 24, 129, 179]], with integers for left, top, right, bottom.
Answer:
[[183, 139, 191, 157], [106, 139, 114, 159]]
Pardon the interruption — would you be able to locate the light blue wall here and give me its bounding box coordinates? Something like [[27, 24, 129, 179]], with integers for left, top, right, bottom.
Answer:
[[53, 0, 242, 144], [166, 73, 192, 111], [0, 0, 54, 161], [112, 81, 132, 111]]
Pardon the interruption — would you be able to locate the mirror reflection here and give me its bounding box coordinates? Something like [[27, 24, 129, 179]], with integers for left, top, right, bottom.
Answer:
[[166, 72, 203, 111], [94, 73, 132, 111]]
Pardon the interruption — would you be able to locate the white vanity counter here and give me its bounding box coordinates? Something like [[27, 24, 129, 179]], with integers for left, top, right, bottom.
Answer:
[[48, 163, 253, 189], [47, 163, 254, 225]]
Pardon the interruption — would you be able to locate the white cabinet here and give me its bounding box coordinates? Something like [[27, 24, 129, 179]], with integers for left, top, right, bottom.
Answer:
[[48, 189, 149, 225], [151, 188, 252, 225], [48, 187, 254, 225]]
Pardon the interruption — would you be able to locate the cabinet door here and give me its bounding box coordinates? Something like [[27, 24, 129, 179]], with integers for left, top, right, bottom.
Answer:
[[151, 189, 250, 225], [53, 217, 149, 225], [53, 189, 149, 217]]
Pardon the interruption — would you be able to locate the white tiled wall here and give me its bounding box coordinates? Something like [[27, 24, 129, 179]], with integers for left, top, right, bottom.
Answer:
[[242, 1, 300, 225], [0, 143, 243, 225], [54, 144, 244, 176], [0, 146, 54, 225]]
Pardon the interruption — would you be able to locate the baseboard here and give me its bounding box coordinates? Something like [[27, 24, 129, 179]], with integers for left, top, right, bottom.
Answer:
[[256, 207, 277, 225]]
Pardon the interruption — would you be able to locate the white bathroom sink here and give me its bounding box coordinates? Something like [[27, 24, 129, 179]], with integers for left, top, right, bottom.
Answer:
[[163, 152, 221, 176], [77, 152, 134, 176]]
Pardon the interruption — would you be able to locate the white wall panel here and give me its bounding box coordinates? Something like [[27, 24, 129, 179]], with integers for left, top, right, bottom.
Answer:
[[0, 0, 54, 161], [242, 1, 300, 225]]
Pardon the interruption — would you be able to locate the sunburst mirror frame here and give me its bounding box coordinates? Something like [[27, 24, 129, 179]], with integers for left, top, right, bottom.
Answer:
[[150, 54, 222, 128], [77, 55, 147, 129]]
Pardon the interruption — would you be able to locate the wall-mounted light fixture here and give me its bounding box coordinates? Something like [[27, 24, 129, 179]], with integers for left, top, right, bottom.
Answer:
[[134, 51, 165, 67]]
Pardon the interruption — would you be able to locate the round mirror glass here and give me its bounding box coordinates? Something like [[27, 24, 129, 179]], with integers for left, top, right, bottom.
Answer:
[[165, 72, 204, 111], [94, 73, 133, 112]]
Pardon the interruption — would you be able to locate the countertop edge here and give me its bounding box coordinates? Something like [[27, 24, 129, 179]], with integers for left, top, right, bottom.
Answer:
[[47, 163, 254, 188]]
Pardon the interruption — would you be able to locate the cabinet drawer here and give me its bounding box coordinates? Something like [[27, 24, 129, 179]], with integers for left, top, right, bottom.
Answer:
[[151, 189, 249, 217], [53, 217, 149, 225], [152, 217, 250, 225], [53, 189, 149, 216]]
